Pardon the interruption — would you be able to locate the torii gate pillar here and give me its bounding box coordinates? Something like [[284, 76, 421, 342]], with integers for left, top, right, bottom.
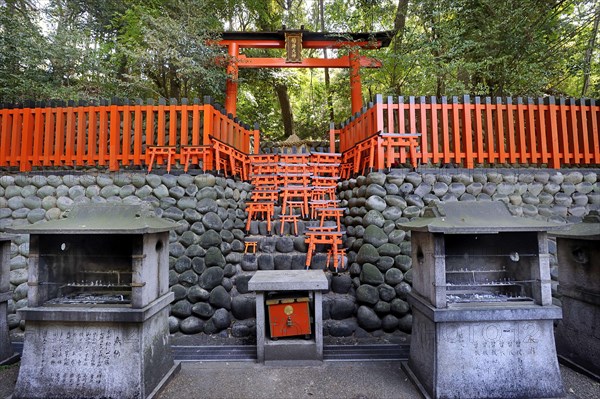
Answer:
[[349, 50, 362, 115], [225, 43, 239, 117]]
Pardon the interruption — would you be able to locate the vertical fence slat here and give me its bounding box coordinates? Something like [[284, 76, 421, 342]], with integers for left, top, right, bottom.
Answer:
[[10, 111, 22, 166], [516, 98, 527, 164], [496, 98, 507, 164], [386, 96, 394, 133], [109, 104, 120, 171], [536, 98, 549, 165], [157, 102, 166, 147], [474, 97, 484, 164], [527, 98, 538, 164], [441, 97, 451, 164], [558, 98, 571, 165], [122, 104, 131, 167], [169, 103, 177, 147], [192, 104, 201, 145], [485, 97, 495, 164], [98, 106, 109, 166], [145, 104, 155, 163], [568, 98, 581, 164], [419, 96, 429, 165], [506, 98, 517, 164], [76, 107, 86, 166], [20, 108, 33, 171], [133, 103, 143, 165], [54, 108, 64, 166], [65, 106, 76, 166], [397, 96, 405, 134], [32, 109, 44, 167], [579, 100, 591, 164], [590, 99, 600, 164], [43, 108, 54, 166], [452, 96, 461, 165], [87, 108, 97, 165], [0, 109, 11, 166], [430, 97, 440, 164], [463, 95, 473, 168], [547, 97, 561, 168]]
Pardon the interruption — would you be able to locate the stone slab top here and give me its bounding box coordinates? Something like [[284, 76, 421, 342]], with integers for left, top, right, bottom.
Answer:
[[550, 210, 600, 240], [248, 270, 328, 292], [399, 201, 569, 234], [7, 203, 177, 235]]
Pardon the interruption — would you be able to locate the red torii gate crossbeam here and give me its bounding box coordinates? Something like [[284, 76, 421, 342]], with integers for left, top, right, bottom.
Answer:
[[217, 30, 392, 117]]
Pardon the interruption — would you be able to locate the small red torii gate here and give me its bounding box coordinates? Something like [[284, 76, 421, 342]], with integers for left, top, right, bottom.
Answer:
[[216, 29, 392, 117]]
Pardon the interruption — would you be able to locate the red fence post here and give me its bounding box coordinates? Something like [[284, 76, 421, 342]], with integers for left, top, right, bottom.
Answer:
[[20, 108, 33, 171], [474, 96, 484, 164], [590, 99, 600, 164], [109, 102, 120, 171], [462, 95, 473, 168], [546, 97, 561, 168], [579, 99, 592, 164], [430, 96, 439, 165], [568, 98, 581, 164], [452, 96, 461, 165], [32, 108, 44, 168], [419, 96, 429, 165], [506, 97, 517, 164]]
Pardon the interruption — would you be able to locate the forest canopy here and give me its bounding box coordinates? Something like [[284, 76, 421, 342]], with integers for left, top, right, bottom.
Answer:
[[1, 0, 598, 140]]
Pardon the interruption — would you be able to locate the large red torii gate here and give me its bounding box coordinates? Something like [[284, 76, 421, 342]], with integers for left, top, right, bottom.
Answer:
[[217, 29, 392, 117]]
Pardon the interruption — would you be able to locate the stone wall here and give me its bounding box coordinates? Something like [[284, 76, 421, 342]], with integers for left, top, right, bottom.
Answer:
[[0, 169, 598, 340]]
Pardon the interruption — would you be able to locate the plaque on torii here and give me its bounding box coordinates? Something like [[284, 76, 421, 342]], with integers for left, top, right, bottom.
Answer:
[[285, 32, 303, 63]]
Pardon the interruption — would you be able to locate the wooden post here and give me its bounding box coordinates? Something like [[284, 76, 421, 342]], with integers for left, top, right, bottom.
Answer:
[[516, 98, 528, 164], [580, 99, 591, 164], [441, 96, 450, 164], [590, 99, 600, 164], [329, 122, 336, 153], [133, 100, 143, 165], [109, 102, 120, 171], [547, 97, 561, 169], [430, 96, 440, 165], [506, 97, 517, 164], [474, 96, 484, 164], [20, 108, 33, 171], [419, 96, 429, 165], [496, 97, 507, 164]]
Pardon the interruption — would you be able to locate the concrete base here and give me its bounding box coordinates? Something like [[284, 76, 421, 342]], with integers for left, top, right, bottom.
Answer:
[[407, 293, 565, 399], [264, 339, 320, 366], [249, 270, 328, 364], [13, 294, 175, 399]]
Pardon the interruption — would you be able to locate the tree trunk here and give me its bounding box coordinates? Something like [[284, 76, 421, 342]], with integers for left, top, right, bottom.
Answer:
[[582, 2, 600, 97], [275, 83, 295, 137]]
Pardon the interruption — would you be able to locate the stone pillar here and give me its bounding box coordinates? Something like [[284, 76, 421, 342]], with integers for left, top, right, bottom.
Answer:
[[0, 235, 18, 365]]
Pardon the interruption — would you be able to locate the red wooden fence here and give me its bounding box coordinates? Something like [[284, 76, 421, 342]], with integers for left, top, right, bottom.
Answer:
[[0, 99, 260, 172], [333, 95, 600, 169]]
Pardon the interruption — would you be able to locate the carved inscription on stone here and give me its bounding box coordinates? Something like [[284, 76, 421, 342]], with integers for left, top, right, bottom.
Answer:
[[16, 323, 140, 398]]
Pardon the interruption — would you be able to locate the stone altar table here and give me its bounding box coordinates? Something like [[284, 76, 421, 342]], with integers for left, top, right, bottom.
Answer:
[[248, 270, 328, 364]]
